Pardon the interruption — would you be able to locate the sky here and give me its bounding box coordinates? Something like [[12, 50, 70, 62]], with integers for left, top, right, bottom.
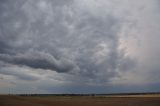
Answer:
[[0, 0, 160, 94]]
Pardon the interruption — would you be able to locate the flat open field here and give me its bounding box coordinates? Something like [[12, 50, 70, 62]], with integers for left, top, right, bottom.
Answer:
[[0, 95, 160, 106]]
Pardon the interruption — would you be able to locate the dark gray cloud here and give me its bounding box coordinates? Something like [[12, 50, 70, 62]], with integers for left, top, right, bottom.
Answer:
[[0, 0, 136, 84], [0, 0, 160, 94], [0, 52, 75, 73]]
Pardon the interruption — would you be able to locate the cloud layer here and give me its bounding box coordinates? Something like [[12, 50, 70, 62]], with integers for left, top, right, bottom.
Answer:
[[0, 0, 160, 93]]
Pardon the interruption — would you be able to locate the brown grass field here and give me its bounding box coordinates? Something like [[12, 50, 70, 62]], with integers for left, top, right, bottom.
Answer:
[[0, 95, 160, 106]]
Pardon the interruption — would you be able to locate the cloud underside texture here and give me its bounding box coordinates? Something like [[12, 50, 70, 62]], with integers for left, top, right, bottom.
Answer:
[[0, 0, 160, 93], [0, 0, 135, 82]]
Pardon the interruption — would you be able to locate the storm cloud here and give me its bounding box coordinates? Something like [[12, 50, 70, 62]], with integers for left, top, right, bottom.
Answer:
[[0, 0, 135, 81], [0, 0, 160, 93]]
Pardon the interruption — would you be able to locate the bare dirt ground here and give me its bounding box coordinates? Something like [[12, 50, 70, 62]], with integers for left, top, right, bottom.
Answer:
[[0, 95, 160, 106]]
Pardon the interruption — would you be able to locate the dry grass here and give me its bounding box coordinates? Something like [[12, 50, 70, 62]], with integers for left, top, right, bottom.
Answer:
[[0, 95, 160, 106], [106, 94, 160, 97]]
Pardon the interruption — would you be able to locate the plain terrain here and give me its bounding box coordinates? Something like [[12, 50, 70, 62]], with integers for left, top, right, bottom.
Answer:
[[0, 95, 160, 106]]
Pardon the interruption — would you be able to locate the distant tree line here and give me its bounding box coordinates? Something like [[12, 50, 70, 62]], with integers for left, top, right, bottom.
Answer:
[[16, 92, 160, 97]]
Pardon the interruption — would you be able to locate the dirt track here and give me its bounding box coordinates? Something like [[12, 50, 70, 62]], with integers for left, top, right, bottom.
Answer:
[[0, 95, 160, 106]]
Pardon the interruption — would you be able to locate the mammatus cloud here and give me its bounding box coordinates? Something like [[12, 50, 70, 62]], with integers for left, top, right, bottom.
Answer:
[[0, 0, 160, 93]]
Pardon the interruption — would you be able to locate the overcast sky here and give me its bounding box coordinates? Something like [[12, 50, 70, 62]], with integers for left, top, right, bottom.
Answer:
[[0, 0, 160, 94]]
